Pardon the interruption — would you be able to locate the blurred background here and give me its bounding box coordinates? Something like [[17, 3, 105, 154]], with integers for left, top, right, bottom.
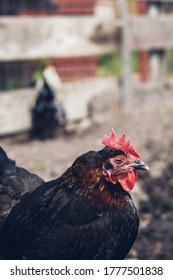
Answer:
[[0, 0, 173, 259]]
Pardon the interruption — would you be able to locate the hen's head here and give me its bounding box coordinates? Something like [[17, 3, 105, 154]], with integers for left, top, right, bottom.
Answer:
[[100, 129, 149, 192]]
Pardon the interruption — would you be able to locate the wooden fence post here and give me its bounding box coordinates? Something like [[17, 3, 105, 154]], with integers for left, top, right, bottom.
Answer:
[[138, 0, 148, 83], [118, 0, 132, 114], [147, 1, 166, 86]]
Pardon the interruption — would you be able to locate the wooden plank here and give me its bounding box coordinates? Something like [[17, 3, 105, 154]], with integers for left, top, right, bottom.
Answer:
[[1, 15, 173, 60], [0, 89, 36, 135], [130, 16, 173, 50], [0, 16, 119, 61]]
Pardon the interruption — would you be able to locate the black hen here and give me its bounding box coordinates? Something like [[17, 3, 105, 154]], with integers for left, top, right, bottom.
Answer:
[[31, 79, 66, 140], [0, 146, 44, 226], [0, 130, 149, 260]]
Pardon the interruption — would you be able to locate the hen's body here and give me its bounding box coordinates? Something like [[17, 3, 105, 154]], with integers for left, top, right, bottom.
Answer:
[[0, 150, 139, 260], [0, 147, 44, 226]]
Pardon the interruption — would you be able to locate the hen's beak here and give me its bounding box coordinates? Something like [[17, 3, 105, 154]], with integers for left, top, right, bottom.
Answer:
[[130, 160, 149, 171]]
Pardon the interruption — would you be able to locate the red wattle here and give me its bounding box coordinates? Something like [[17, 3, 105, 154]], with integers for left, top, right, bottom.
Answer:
[[117, 170, 138, 192]]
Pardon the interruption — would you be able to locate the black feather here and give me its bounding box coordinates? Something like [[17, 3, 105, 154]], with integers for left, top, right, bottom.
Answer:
[[0, 146, 44, 226]]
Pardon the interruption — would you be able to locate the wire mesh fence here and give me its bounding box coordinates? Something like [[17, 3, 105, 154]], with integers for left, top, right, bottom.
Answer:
[[0, 57, 98, 91], [0, 60, 36, 91]]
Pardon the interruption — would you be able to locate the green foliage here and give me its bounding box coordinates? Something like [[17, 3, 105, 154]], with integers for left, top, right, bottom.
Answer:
[[131, 52, 140, 73], [97, 52, 139, 77], [97, 53, 121, 77], [32, 58, 48, 82], [166, 49, 173, 77]]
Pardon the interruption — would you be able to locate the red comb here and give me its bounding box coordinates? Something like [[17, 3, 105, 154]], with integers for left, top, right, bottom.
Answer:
[[102, 129, 140, 158]]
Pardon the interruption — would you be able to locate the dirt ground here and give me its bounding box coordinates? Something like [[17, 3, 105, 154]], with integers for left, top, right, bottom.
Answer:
[[1, 86, 173, 260]]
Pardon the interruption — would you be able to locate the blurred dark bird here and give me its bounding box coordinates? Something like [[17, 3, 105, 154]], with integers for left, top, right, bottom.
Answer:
[[0, 146, 44, 226], [0, 129, 149, 260], [31, 78, 66, 140], [31, 79, 66, 140]]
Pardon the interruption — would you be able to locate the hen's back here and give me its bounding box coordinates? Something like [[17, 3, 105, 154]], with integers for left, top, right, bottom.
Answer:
[[0, 146, 44, 225]]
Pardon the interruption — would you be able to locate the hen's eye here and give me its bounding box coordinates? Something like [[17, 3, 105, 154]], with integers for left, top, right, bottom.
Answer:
[[104, 162, 113, 170], [115, 159, 123, 164]]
